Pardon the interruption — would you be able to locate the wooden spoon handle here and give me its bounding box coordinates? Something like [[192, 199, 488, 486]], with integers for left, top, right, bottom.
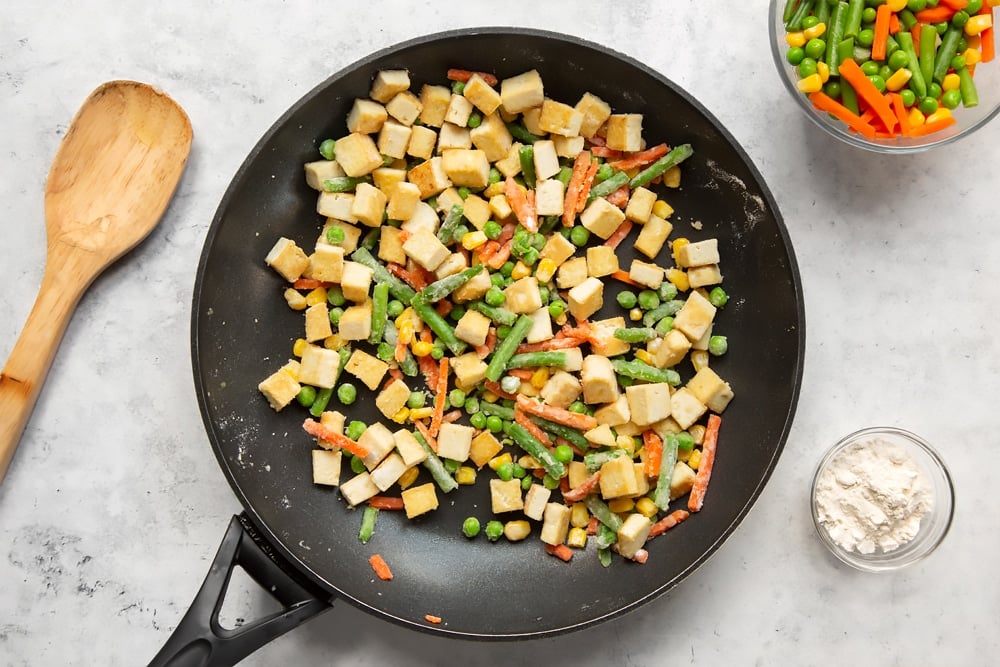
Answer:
[[0, 266, 88, 481]]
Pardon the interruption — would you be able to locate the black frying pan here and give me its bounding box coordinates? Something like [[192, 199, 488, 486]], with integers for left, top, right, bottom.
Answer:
[[151, 27, 804, 666]]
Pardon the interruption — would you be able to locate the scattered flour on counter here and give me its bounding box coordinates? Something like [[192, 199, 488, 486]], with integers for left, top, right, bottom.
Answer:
[[815, 438, 933, 555]]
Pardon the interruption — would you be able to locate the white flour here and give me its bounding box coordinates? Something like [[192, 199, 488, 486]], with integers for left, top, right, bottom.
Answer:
[[815, 437, 933, 555]]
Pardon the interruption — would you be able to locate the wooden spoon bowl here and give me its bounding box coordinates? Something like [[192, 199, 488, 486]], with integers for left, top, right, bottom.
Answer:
[[0, 80, 193, 481]]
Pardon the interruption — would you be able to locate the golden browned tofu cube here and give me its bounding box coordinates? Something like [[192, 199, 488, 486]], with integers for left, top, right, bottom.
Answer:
[[385, 90, 423, 126], [369, 69, 410, 104], [540, 502, 572, 545], [340, 472, 379, 506], [538, 99, 583, 137], [376, 378, 411, 419], [418, 84, 452, 127], [586, 245, 619, 278], [469, 431, 503, 469], [605, 114, 643, 152], [298, 344, 341, 389], [346, 98, 387, 134], [350, 182, 387, 228], [470, 112, 513, 163], [500, 70, 544, 114], [304, 302, 333, 342], [580, 197, 626, 240], [258, 366, 302, 411], [407, 156, 452, 199], [402, 482, 439, 518], [334, 133, 383, 177], [490, 478, 524, 513], [338, 301, 373, 341], [575, 92, 612, 139], [599, 455, 639, 499], [312, 449, 342, 486], [344, 348, 389, 391], [463, 73, 502, 115], [673, 290, 717, 343], [625, 382, 672, 427], [265, 237, 310, 282]]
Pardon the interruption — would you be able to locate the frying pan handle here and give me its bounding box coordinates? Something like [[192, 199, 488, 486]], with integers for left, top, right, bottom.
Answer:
[[147, 514, 332, 667]]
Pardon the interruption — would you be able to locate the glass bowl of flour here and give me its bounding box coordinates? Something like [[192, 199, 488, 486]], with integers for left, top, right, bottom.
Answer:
[[810, 427, 954, 572]]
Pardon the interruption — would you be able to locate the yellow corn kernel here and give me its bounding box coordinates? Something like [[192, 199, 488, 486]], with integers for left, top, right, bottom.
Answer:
[[411, 340, 433, 357], [666, 268, 690, 292], [942, 72, 961, 92], [608, 498, 635, 514], [293, 338, 308, 357], [461, 230, 489, 251], [398, 466, 420, 490], [635, 496, 659, 518], [629, 307, 643, 322], [688, 448, 702, 471], [530, 367, 550, 389], [803, 22, 827, 39], [652, 199, 674, 219], [677, 447, 692, 463], [964, 47, 983, 66], [323, 334, 345, 351], [391, 407, 410, 424], [570, 502, 590, 528], [785, 31, 806, 47], [816, 61, 830, 84], [796, 73, 824, 94], [488, 453, 513, 470], [284, 288, 308, 311], [662, 165, 681, 188], [511, 261, 532, 280], [503, 520, 532, 542], [887, 0, 907, 10], [535, 258, 558, 283], [689, 423, 706, 445], [305, 287, 328, 306], [690, 349, 709, 372], [634, 349, 655, 366], [518, 455, 542, 469], [455, 466, 477, 485], [484, 182, 505, 198], [671, 237, 689, 262], [408, 407, 434, 421], [885, 67, 913, 92], [567, 527, 588, 549], [616, 435, 637, 456], [482, 390, 499, 403], [926, 107, 953, 126], [518, 382, 540, 397], [908, 107, 926, 127], [555, 312, 568, 326], [965, 14, 993, 36]]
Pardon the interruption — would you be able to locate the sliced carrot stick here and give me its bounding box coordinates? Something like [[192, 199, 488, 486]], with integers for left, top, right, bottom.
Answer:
[[586, 515, 599, 535], [982, 18, 995, 63], [603, 218, 633, 249], [872, 4, 892, 61], [507, 368, 536, 380], [562, 150, 593, 227], [545, 543, 574, 562], [938, 0, 968, 10], [808, 91, 878, 140], [915, 6, 955, 22], [605, 184, 630, 209], [386, 367, 404, 384], [434, 299, 453, 318], [303, 419, 369, 458], [368, 496, 405, 510], [504, 176, 538, 232], [608, 143, 669, 171], [610, 269, 644, 287], [648, 509, 691, 538], [484, 380, 517, 400], [642, 430, 663, 478], [424, 614, 443, 625], [514, 408, 553, 447], [889, 92, 912, 136], [562, 471, 601, 503], [368, 554, 393, 581], [413, 419, 438, 452], [418, 353, 439, 389], [292, 278, 331, 290], [446, 68, 498, 86], [387, 262, 425, 290], [430, 357, 449, 438], [394, 336, 408, 363], [514, 393, 597, 431], [688, 414, 721, 513], [514, 338, 584, 354], [837, 59, 897, 133], [905, 114, 958, 137], [889, 12, 900, 35], [631, 549, 649, 564], [575, 161, 600, 212], [442, 409, 463, 424], [590, 145, 622, 159]]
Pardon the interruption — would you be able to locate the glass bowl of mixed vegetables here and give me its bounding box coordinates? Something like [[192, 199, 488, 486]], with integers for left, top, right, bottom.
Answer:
[[770, 0, 1000, 152]]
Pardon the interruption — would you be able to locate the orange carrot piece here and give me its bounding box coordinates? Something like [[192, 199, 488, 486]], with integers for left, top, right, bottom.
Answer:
[[442, 409, 462, 424], [292, 278, 330, 290], [649, 509, 691, 538], [424, 614, 443, 625], [484, 380, 517, 400], [938, 0, 967, 10], [504, 176, 538, 232], [605, 184, 630, 208], [608, 143, 669, 171], [642, 430, 664, 478], [418, 354, 439, 389], [609, 269, 644, 287], [514, 338, 585, 354], [586, 516, 599, 535], [430, 357, 449, 438], [514, 393, 597, 431], [434, 299, 453, 318], [982, 14, 995, 63], [514, 408, 553, 447], [906, 114, 958, 137], [911, 23, 922, 50], [915, 6, 955, 22], [545, 543, 574, 562], [386, 368, 404, 384], [368, 496, 405, 510], [837, 59, 897, 132], [631, 549, 649, 564], [688, 414, 721, 513], [387, 262, 424, 290], [303, 419, 369, 458], [368, 554, 393, 581], [889, 93, 912, 136], [562, 471, 601, 503], [575, 161, 600, 213], [446, 68, 498, 86], [889, 12, 900, 34], [413, 419, 438, 452], [603, 218, 633, 249], [590, 145, 622, 159], [808, 92, 878, 139], [394, 336, 408, 363], [562, 150, 593, 227], [507, 368, 536, 380], [872, 4, 892, 61]]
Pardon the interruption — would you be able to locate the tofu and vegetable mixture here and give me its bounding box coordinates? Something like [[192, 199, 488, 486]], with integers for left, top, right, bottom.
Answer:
[[258, 66, 734, 567]]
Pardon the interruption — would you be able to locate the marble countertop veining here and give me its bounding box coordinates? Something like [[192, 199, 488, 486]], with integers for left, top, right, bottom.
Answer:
[[2, 1, 998, 665]]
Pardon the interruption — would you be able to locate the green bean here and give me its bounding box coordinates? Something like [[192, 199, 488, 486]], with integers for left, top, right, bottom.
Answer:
[[843, 0, 864, 38], [485, 314, 534, 382], [506, 351, 571, 369], [898, 8, 918, 29], [436, 204, 466, 244], [919, 22, 938, 87], [587, 170, 629, 203], [933, 26, 963, 84], [555, 166, 574, 187], [410, 294, 467, 355], [468, 301, 518, 326], [654, 316, 674, 336], [308, 386, 333, 417], [613, 327, 657, 343], [885, 33, 900, 57], [629, 144, 694, 189], [368, 282, 390, 345], [652, 435, 680, 510], [816, 0, 832, 26], [895, 32, 927, 98], [611, 358, 681, 386], [531, 416, 589, 449], [318, 138, 336, 160], [505, 121, 541, 144], [479, 401, 515, 421], [413, 431, 459, 493], [360, 227, 379, 251], [322, 175, 370, 192], [585, 495, 623, 531], [641, 300, 684, 327], [399, 348, 419, 377], [782, 0, 799, 23], [958, 65, 979, 108], [841, 79, 860, 114], [826, 3, 849, 76], [419, 265, 483, 302], [359, 506, 378, 543], [507, 422, 566, 479], [787, 0, 815, 31], [351, 247, 415, 305], [518, 145, 537, 188], [584, 448, 625, 472]]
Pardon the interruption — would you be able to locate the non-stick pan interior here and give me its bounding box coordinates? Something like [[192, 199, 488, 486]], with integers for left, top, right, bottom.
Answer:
[[192, 27, 804, 638]]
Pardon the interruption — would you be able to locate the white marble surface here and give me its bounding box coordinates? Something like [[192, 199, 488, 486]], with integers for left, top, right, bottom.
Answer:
[[2, 1, 998, 665]]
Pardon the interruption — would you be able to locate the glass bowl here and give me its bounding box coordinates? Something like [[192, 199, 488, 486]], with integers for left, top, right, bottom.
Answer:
[[810, 426, 954, 572], [769, 0, 1000, 153]]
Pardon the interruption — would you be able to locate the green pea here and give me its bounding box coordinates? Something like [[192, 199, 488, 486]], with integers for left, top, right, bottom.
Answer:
[[708, 335, 729, 356], [328, 307, 344, 325], [787, 46, 806, 66], [888, 49, 910, 71], [496, 461, 515, 481], [296, 386, 317, 408], [868, 75, 887, 93], [927, 82, 942, 100], [657, 282, 678, 301], [906, 0, 926, 11], [862, 6, 877, 22], [802, 15, 821, 29], [616, 290, 638, 309], [485, 286, 506, 306], [376, 342, 394, 362], [327, 286, 346, 307], [570, 225, 591, 247], [407, 391, 426, 409], [708, 286, 729, 308], [941, 88, 962, 109], [325, 225, 345, 244], [857, 28, 876, 48], [823, 80, 843, 98], [918, 95, 938, 114], [595, 163, 615, 182], [860, 60, 881, 77], [486, 415, 504, 433], [554, 444, 574, 464], [451, 80, 466, 95], [675, 431, 695, 451], [900, 88, 917, 107], [496, 324, 511, 339], [483, 220, 502, 240], [967, 0, 982, 12], [449, 305, 466, 322], [548, 300, 566, 319], [952, 10, 969, 27], [805, 38, 827, 60], [485, 520, 504, 541], [464, 397, 480, 415], [951, 54, 967, 72], [430, 343, 445, 360], [462, 517, 480, 538], [318, 138, 336, 160], [542, 474, 560, 490], [521, 476, 533, 491], [466, 112, 482, 129], [879, 65, 893, 81], [470, 412, 487, 430], [521, 247, 539, 266], [511, 463, 526, 478], [346, 420, 367, 441], [350, 454, 366, 474], [386, 299, 405, 319], [452, 224, 470, 240], [637, 290, 660, 311], [500, 261, 515, 278], [449, 389, 466, 409], [568, 401, 588, 414], [798, 57, 819, 79], [337, 382, 358, 405], [935, 21, 949, 35]]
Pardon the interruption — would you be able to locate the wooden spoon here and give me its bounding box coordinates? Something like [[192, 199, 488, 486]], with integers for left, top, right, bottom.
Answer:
[[0, 81, 193, 482]]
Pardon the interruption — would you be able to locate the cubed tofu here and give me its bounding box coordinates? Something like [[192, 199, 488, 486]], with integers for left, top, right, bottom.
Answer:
[[454, 309, 491, 347], [307, 244, 345, 283], [407, 156, 452, 199], [376, 120, 412, 159], [460, 194, 491, 230], [369, 69, 410, 104], [433, 252, 468, 279], [632, 462, 651, 496], [670, 461, 698, 500], [385, 90, 423, 126], [493, 142, 524, 178], [490, 478, 525, 513], [676, 239, 720, 268], [599, 455, 639, 499], [402, 482, 439, 518], [650, 329, 692, 369], [525, 307, 554, 344], [441, 148, 490, 189], [534, 178, 564, 217], [673, 290, 717, 343], [394, 429, 428, 467], [436, 187, 464, 215], [437, 122, 472, 151], [312, 449, 342, 486], [503, 276, 543, 314], [651, 416, 682, 442], [305, 302, 333, 342], [538, 99, 583, 137], [560, 347, 584, 372], [462, 73, 502, 115], [500, 70, 544, 114], [346, 98, 387, 134], [451, 351, 489, 390], [567, 460, 590, 490], [628, 259, 664, 289], [317, 192, 358, 223], [334, 133, 384, 177], [340, 261, 373, 302], [350, 182, 387, 228], [265, 237, 310, 282], [470, 111, 513, 163], [488, 193, 514, 221], [634, 214, 673, 259], [298, 345, 341, 389], [406, 125, 438, 160], [377, 226, 408, 265], [344, 348, 389, 391], [581, 355, 619, 404], [589, 317, 631, 357], [580, 197, 626, 240], [522, 106, 545, 135], [402, 229, 451, 271], [625, 382, 673, 426], [370, 452, 408, 492], [376, 378, 411, 419], [531, 140, 560, 180], [258, 366, 301, 411], [540, 503, 572, 545], [338, 301, 373, 341], [418, 84, 452, 127], [625, 186, 657, 224], [315, 410, 346, 447], [586, 245, 619, 278], [688, 264, 724, 289], [437, 423, 474, 462], [575, 92, 612, 139], [567, 277, 604, 321], [444, 93, 474, 127], [319, 219, 362, 254], [523, 484, 552, 521], [556, 256, 590, 289], [304, 159, 345, 191], [452, 266, 491, 302], [686, 367, 734, 413], [541, 232, 576, 266], [540, 370, 582, 409], [616, 512, 653, 559], [340, 472, 380, 506], [358, 421, 396, 470], [552, 134, 585, 158], [670, 387, 708, 430], [605, 114, 643, 152], [594, 395, 631, 426], [401, 201, 439, 235], [469, 431, 503, 469], [584, 423, 617, 448]]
